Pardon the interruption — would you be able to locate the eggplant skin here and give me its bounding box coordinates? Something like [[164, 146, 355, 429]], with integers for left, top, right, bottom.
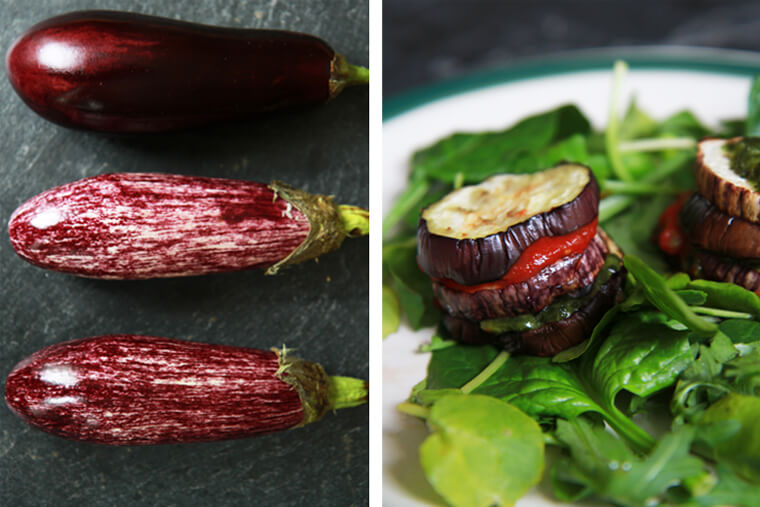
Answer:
[[696, 137, 760, 224], [687, 249, 760, 292], [417, 165, 599, 285], [681, 193, 760, 260], [432, 231, 609, 321], [6, 11, 335, 132], [444, 265, 626, 357]]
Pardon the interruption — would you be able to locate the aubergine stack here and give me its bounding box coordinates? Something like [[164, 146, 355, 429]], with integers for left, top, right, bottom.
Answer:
[[417, 163, 626, 356], [680, 137, 760, 292]]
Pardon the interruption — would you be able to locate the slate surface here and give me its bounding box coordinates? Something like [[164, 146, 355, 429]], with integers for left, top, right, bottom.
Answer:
[[0, 1, 368, 506], [384, 0, 760, 98]]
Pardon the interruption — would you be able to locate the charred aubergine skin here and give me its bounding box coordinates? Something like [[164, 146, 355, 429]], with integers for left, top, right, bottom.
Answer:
[[417, 164, 599, 285], [696, 137, 760, 223], [681, 193, 760, 260], [443, 259, 626, 357], [6, 11, 354, 132], [432, 231, 610, 321]]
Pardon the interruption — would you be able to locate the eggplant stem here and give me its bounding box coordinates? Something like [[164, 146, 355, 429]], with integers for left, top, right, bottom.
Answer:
[[329, 53, 369, 99], [344, 64, 370, 87], [327, 376, 369, 410], [338, 204, 370, 237]]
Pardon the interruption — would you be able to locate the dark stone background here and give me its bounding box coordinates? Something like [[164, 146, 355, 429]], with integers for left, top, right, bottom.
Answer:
[[0, 1, 367, 506], [384, 0, 760, 98]]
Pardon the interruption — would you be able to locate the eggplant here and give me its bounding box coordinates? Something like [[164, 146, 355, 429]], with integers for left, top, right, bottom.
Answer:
[[695, 137, 760, 223], [443, 260, 626, 357], [432, 231, 609, 321], [5, 335, 367, 445], [6, 11, 368, 133], [687, 249, 760, 293], [680, 193, 760, 260], [417, 164, 599, 285], [8, 173, 369, 279]]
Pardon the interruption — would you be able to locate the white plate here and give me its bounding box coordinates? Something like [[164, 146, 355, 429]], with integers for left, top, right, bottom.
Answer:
[[382, 47, 760, 507]]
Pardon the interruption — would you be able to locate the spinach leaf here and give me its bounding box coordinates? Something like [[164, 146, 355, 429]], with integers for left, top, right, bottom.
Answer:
[[587, 313, 695, 401], [603, 196, 673, 274], [551, 418, 705, 507], [700, 393, 760, 484], [425, 343, 499, 390], [422, 313, 693, 452], [476, 355, 604, 420], [420, 394, 544, 507], [384, 239, 439, 330], [619, 99, 659, 140], [410, 105, 591, 183], [719, 319, 760, 344], [382, 284, 400, 338], [658, 110, 710, 139], [690, 464, 760, 507], [674, 289, 708, 306], [686, 278, 760, 319]]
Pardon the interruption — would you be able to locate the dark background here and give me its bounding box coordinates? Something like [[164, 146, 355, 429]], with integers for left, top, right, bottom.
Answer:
[[383, 0, 760, 98], [0, 1, 367, 506]]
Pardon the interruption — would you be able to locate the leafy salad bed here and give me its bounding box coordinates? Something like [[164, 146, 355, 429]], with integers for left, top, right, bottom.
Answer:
[[383, 62, 760, 506]]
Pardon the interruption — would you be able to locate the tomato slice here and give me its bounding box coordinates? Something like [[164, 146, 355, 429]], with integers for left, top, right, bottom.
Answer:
[[436, 218, 598, 293]]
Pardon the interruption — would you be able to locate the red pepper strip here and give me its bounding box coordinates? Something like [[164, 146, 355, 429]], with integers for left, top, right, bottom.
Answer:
[[656, 193, 690, 257], [437, 218, 598, 294]]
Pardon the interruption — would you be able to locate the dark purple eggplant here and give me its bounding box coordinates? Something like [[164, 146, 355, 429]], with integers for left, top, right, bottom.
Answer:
[[681, 193, 760, 260], [6, 11, 368, 133], [443, 261, 626, 357], [432, 231, 609, 321], [417, 164, 599, 285], [687, 249, 760, 293]]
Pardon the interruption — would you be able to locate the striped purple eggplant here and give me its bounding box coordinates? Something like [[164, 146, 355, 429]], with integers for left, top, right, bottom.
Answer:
[[8, 172, 368, 279], [4, 334, 367, 445]]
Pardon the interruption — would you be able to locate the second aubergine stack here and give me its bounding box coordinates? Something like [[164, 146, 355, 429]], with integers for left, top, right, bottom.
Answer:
[[416, 164, 626, 356], [680, 137, 760, 291]]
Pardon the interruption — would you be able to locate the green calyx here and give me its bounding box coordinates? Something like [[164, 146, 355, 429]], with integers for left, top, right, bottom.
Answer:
[[329, 53, 369, 100], [274, 348, 367, 427]]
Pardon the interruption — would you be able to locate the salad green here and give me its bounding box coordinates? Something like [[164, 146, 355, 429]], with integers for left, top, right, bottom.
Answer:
[[386, 62, 760, 506]]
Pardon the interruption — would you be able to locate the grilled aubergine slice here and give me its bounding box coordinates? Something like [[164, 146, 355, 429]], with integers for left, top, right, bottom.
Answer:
[[444, 251, 626, 357], [432, 231, 610, 321], [696, 137, 760, 223], [678, 137, 760, 292], [417, 163, 599, 285]]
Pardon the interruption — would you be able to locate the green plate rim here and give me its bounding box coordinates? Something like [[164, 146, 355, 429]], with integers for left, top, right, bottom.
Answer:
[[383, 46, 760, 121]]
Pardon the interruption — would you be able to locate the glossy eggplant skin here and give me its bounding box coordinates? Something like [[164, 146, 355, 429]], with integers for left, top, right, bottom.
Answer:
[[444, 265, 626, 357], [688, 248, 760, 292], [8, 173, 311, 279], [6, 11, 335, 132], [4, 335, 308, 445], [681, 193, 760, 260], [432, 231, 609, 321]]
